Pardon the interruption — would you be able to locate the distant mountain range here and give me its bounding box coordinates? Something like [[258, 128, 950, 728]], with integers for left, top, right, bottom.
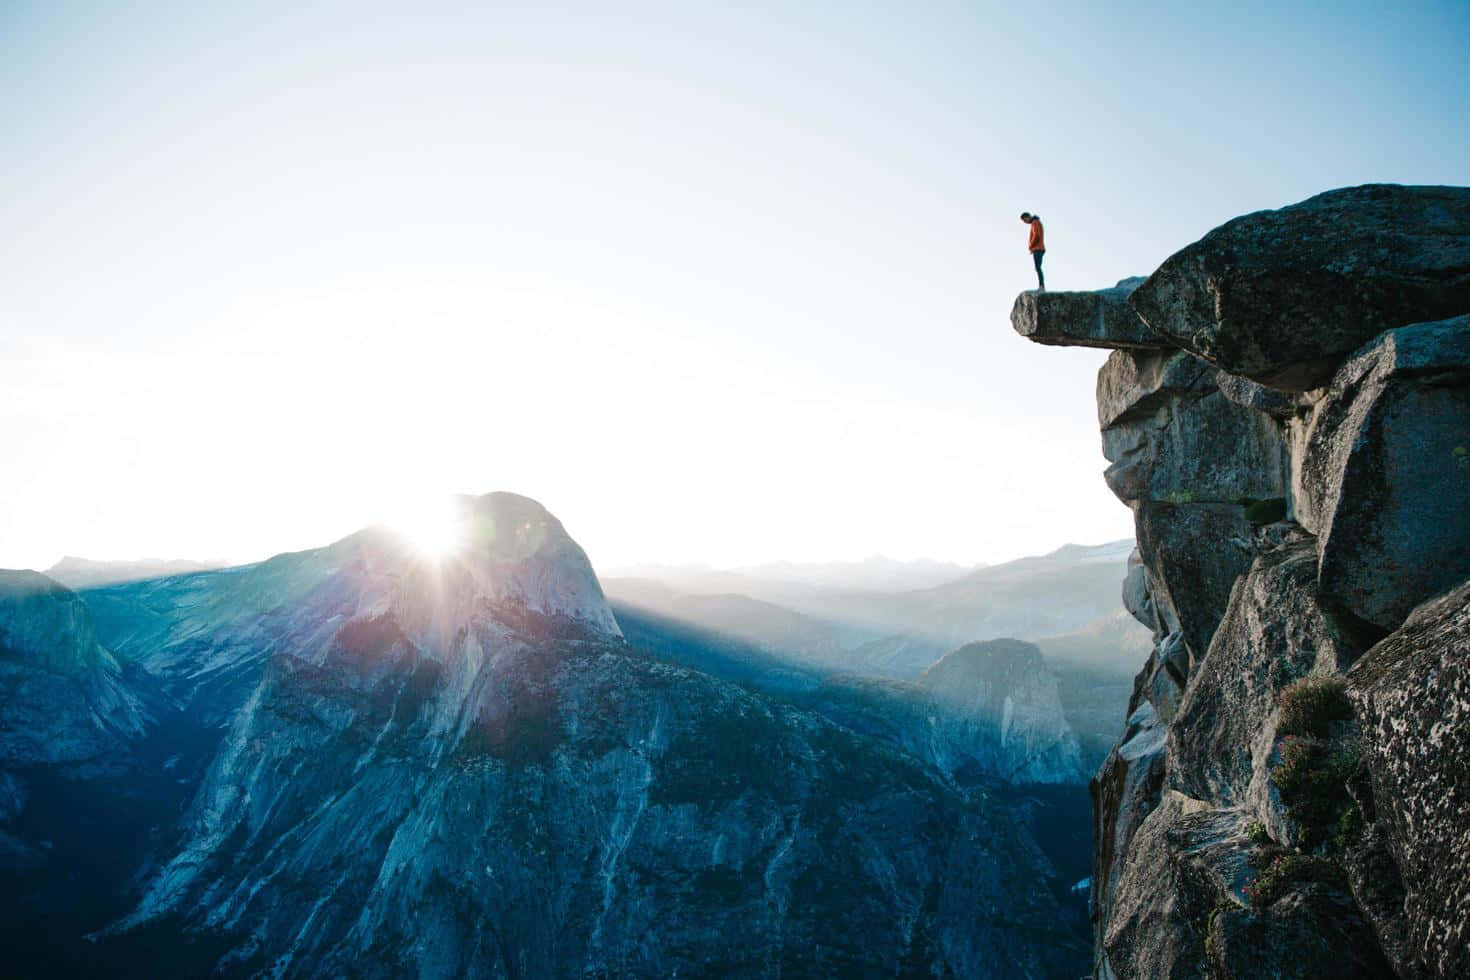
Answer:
[[608, 540, 1136, 661], [608, 554, 979, 595], [604, 539, 1150, 772], [44, 556, 229, 589], [0, 494, 1094, 978]]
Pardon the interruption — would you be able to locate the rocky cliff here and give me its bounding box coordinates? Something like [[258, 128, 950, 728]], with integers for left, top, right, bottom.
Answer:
[[1012, 184, 1470, 978]]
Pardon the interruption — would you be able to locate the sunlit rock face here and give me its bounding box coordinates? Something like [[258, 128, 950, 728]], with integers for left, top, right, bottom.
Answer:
[[1014, 184, 1470, 977], [100, 493, 1083, 978]]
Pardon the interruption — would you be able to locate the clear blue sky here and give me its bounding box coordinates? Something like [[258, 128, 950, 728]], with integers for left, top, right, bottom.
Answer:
[[3, 1, 1467, 571]]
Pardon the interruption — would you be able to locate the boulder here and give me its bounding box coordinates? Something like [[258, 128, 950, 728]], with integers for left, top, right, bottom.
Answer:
[[1349, 580, 1470, 978], [1130, 184, 1470, 391], [1134, 501, 1258, 668], [1167, 540, 1364, 814], [1097, 349, 1287, 506], [1012, 277, 1168, 350], [1300, 316, 1470, 630]]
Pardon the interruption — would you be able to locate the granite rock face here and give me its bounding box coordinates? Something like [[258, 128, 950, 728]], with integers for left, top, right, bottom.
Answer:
[[1349, 582, 1470, 978], [1096, 349, 1287, 508], [1133, 501, 1258, 669], [1300, 316, 1470, 630], [1120, 548, 1157, 632], [1130, 184, 1470, 391], [1015, 183, 1470, 977], [1168, 540, 1360, 811]]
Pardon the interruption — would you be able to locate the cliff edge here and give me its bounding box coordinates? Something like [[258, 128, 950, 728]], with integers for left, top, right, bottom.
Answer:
[[1013, 183, 1470, 978]]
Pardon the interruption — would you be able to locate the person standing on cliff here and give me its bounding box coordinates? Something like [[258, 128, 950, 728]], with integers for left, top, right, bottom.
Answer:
[[1020, 212, 1045, 290]]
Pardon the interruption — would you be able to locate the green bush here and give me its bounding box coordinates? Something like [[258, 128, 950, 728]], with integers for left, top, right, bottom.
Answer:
[[1277, 676, 1353, 738], [1271, 735, 1361, 850], [1244, 819, 1271, 847]]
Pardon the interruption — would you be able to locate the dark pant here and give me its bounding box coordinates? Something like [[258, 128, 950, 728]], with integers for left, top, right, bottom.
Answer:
[[1032, 250, 1045, 289]]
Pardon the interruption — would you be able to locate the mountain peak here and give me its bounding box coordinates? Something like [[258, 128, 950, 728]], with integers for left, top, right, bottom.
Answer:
[[335, 492, 621, 644]]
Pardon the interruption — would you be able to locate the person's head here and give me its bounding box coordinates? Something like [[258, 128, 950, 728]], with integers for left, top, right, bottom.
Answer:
[[1020, 212, 1033, 223]]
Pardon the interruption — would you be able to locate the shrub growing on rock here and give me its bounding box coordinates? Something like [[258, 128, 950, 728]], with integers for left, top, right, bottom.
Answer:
[[1272, 735, 1362, 850], [1277, 676, 1352, 738]]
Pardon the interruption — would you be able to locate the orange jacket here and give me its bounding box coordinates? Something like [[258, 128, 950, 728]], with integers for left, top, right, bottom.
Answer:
[[1028, 218, 1045, 253]]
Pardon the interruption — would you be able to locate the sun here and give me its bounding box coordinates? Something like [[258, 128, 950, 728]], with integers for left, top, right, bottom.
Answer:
[[390, 498, 466, 558]]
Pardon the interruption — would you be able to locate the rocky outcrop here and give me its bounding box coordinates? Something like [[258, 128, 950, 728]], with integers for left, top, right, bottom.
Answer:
[[1011, 277, 1166, 349], [1130, 184, 1470, 391], [1092, 340, 1287, 671], [1014, 183, 1470, 977]]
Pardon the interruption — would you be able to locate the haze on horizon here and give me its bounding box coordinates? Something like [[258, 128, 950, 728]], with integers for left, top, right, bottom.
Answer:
[[4, 1, 1467, 574]]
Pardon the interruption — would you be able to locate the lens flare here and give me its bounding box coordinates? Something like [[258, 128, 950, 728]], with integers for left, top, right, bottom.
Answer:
[[390, 499, 465, 558]]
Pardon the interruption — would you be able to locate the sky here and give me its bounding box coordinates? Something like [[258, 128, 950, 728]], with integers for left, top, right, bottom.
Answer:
[[3, 1, 1467, 573]]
